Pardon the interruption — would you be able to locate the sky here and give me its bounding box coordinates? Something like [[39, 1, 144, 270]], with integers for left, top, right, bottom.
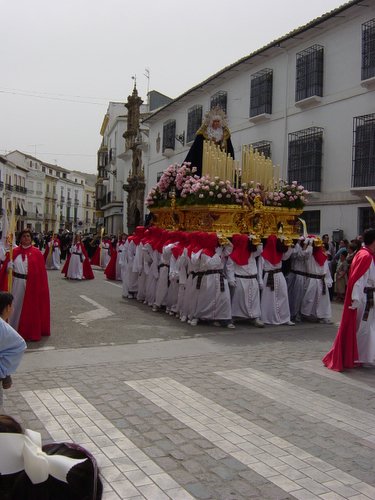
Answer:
[[1, 0, 347, 174]]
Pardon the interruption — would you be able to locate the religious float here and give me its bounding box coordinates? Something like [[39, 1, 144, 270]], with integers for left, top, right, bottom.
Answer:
[[146, 141, 309, 243]]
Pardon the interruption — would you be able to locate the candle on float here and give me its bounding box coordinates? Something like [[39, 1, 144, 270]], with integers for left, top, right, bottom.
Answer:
[[266, 158, 273, 190], [274, 164, 280, 191]]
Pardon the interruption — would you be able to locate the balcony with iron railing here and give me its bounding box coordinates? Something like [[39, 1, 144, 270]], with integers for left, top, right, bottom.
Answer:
[[74, 198, 79, 206], [0, 181, 3, 189], [5, 183, 13, 191], [67, 198, 72, 206], [61, 195, 65, 202]]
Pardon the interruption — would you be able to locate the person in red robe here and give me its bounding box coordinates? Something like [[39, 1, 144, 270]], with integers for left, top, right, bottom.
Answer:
[[1, 229, 50, 342], [323, 228, 375, 371], [61, 234, 94, 280]]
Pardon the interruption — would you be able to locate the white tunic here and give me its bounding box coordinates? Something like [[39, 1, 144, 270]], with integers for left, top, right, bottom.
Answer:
[[355, 259, 375, 363], [154, 243, 175, 308], [100, 242, 111, 269], [9, 253, 28, 330], [66, 244, 85, 280], [286, 243, 308, 320], [301, 246, 332, 320], [45, 241, 61, 270], [192, 246, 232, 321], [115, 242, 125, 281], [119, 239, 129, 298], [259, 247, 293, 325], [225, 246, 262, 319], [180, 250, 202, 321]]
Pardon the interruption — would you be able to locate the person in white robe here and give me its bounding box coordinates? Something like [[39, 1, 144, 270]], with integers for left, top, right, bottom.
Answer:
[[259, 235, 294, 326], [100, 239, 111, 269], [350, 235, 375, 364], [153, 232, 181, 313], [286, 237, 309, 322], [190, 232, 234, 328], [45, 235, 61, 270], [301, 237, 333, 323], [66, 235, 85, 280], [225, 234, 263, 327]]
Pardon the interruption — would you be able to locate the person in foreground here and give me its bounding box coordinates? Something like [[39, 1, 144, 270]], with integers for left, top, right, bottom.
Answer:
[[0, 293, 26, 411], [323, 228, 375, 371], [2, 229, 50, 341], [0, 414, 103, 500]]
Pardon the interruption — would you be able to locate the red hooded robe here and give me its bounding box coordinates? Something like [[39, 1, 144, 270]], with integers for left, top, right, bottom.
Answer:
[[322, 247, 374, 371], [2, 246, 50, 341]]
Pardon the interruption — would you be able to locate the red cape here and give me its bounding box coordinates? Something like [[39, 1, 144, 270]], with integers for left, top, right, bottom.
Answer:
[[104, 250, 118, 280], [3, 246, 50, 341], [90, 246, 100, 266], [322, 247, 373, 371], [0, 251, 10, 290]]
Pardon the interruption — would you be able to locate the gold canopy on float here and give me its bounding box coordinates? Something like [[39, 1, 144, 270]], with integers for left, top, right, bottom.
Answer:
[[150, 141, 304, 243]]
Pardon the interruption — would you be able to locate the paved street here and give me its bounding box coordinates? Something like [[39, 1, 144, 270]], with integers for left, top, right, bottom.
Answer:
[[3, 268, 375, 499]]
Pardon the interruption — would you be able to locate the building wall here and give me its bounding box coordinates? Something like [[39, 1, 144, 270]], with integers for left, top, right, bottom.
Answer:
[[144, 4, 375, 240]]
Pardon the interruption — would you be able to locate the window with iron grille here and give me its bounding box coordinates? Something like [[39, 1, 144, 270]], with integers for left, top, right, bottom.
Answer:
[[302, 210, 321, 235], [362, 19, 375, 80], [352, 113, 375, 187], [250, 140, 272, 159], [288, 127, 323, 192], [295, 45, 324, 102], [250, 69, 273, 117], [187, 105, 203, 143], [162, 119, 176, 152], [359, 207, 375, 234], [210, 91, 227, 113]]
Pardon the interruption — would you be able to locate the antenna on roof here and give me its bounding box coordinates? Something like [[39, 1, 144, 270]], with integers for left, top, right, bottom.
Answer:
[[144, 67, 150, 103]]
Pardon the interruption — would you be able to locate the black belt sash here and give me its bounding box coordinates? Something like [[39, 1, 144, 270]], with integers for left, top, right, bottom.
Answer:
[[235, 274, 258, 279], [363, 287, 375, 321], [195, 270, 225, 292], [292, 270, 307, 277], [306, 272, 327, 295], [263, 269, 282, 291], [158, 263, 170, 286], [73, 251, 83, 263], [13, 271, 27, 280], [158, 263, 169, 269]]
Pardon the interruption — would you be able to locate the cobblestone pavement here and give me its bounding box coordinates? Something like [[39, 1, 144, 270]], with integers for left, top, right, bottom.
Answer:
[[4, 318, 375, 499], [3, 269, 374, 499]]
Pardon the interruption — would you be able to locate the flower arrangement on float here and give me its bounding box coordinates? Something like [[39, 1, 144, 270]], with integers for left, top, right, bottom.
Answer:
[[264, 180, 309, 209], [145, 163, 309, 210]]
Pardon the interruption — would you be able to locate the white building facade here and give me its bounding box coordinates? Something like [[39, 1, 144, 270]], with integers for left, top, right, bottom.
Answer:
[[4, 151, 94, 233], [97, 102, 128, 235], [144, 0, 375, 241], [0, 155, 28, 232]]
